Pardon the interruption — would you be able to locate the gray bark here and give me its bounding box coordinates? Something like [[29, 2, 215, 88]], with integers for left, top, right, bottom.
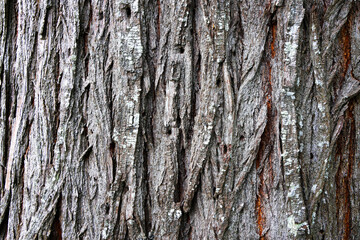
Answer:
[[0, 0, 360, 239]]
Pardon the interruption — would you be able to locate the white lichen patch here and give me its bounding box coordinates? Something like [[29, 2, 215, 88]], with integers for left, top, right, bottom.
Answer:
[[287, 182, 299, 198], [168, 209, 182, 220], [284, 40, 298, 66], [317, 141, 329, 148], [168, 208, 175, 217], [311, 184, 317, 193], [315, 78, 323, 87], [175, 210, 182, 220], [287, 215, 308, 237]]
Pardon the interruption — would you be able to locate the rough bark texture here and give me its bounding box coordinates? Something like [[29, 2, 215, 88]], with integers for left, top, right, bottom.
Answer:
[[0, 0, 360, 239]]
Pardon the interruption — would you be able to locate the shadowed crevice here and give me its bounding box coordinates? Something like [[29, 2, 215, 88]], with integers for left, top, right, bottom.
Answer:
[[335, 101, 355, 240], [49, 196, 63, 240], [255, 16, 277, 239]]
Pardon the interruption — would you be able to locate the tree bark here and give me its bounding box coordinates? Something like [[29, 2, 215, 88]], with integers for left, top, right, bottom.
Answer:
[[0, 0, 360, 239]]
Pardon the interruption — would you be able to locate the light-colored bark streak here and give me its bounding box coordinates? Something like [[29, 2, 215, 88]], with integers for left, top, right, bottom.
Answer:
[[101, 0, 144, 239], [279, 0, 309, 237], [147, 1, 192, 238], [48, 1, 83, 239], [0, 1, 7, 193], [18, 0, 77, 238], [214, 62, 234, 198], [308, 7, 333, 227], [20, 0, 61, 236], [182, 0, 226, 215], [5, 1, 39, 239]]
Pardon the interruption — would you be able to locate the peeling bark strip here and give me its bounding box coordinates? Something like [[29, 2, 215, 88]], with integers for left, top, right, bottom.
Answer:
[[1, 0, 360, 239]]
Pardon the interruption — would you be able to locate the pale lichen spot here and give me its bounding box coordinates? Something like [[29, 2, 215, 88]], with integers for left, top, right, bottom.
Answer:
[[311, 184, 317, 193], [287, 215, 308, 237], [175, 210, 182, 220]]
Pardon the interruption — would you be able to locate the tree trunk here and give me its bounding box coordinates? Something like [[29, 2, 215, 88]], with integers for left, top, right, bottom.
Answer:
[[0, 0, 360, 239]]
